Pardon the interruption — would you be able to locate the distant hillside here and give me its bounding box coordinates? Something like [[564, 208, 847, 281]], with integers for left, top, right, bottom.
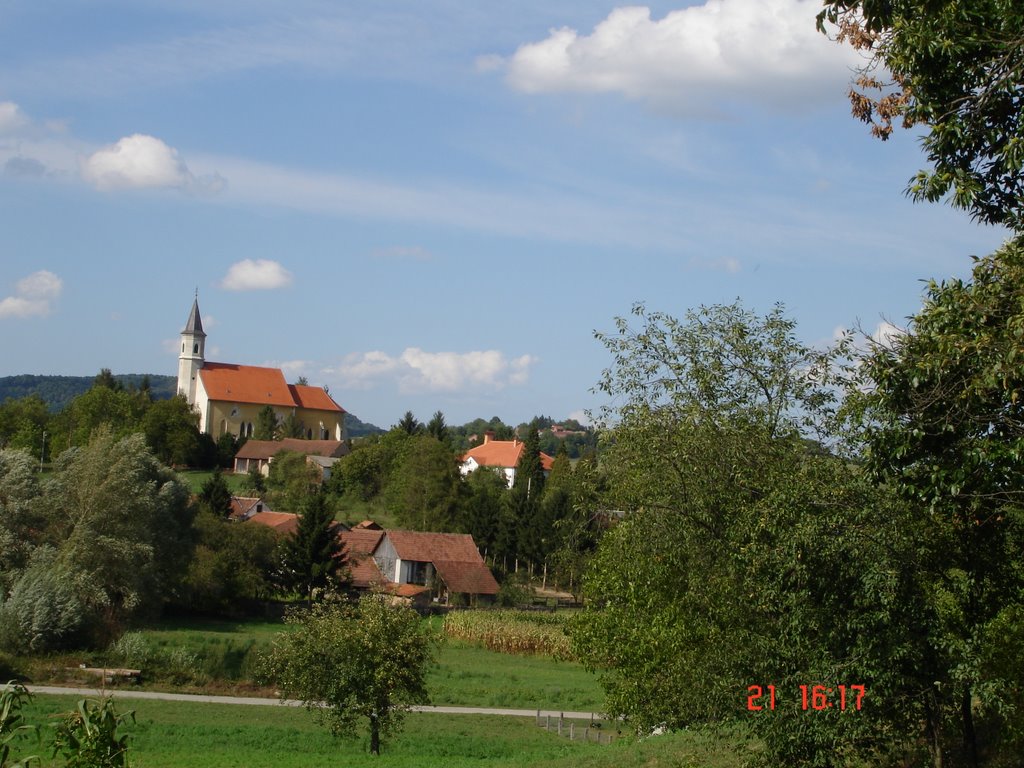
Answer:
[[0, 374, 178, 411], [0, 374, 384, 437]]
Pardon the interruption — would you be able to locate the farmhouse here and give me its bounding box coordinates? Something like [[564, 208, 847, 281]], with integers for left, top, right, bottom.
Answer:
[[338, 527, 498, 604], [232, 438, 349, 477], [176, 298, 346, 440], [459, 431, 554, 488]]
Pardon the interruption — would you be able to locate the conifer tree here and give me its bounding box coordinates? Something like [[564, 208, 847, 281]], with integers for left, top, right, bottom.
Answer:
[[280, 490, 345, 600]]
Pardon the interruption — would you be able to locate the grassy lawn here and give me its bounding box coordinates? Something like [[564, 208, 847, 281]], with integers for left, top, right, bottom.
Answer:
[[126, 615, 604, 711], [16, 694, 754, 768]]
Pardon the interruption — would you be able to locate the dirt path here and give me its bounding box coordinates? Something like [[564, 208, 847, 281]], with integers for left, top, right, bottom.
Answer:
[[26, 685, 601, 721]]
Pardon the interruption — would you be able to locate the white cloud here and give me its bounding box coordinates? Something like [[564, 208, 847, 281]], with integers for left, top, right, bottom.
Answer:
[[0, 101, 29, 135], [0, 270, 63, 319], [871, 320, 905, 348], [498, 1, 863, 115], [81, 134, 225, 194], [220, 259, 293, 291], [333, 348, 538, 393], [567, 409, 591, 426]]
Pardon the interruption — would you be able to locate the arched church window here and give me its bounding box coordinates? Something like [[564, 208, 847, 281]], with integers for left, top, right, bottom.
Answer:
[[193, 343, 199, 354]]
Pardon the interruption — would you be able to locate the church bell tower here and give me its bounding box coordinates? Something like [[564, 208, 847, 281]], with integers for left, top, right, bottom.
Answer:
[[177, 296, 206, 406]]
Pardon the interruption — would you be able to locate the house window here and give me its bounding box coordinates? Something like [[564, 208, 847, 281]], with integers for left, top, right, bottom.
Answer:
[[407, 561, 428, 585]]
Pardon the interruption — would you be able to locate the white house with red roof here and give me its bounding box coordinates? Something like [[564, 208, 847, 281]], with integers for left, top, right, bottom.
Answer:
[[337, 527, 499, 604], [459, 431, 554, 488], [177, 298, 346, 440]]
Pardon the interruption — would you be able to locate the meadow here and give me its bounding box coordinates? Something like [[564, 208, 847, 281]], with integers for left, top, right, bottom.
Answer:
[[94, 615, 605, 711], [15, 694, 753, 768]]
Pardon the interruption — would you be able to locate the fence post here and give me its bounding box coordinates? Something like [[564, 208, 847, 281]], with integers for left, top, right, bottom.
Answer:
[[570, 722, 574, 740], [558, 713, 563, 736], [536, 709, 541, 727]]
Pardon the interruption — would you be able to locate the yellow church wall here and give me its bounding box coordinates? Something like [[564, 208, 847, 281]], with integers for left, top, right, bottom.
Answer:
[[206, 401, 343, 439]]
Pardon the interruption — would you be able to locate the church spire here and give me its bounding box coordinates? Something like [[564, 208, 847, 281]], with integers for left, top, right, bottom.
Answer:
[[183, 296, 206, 337]]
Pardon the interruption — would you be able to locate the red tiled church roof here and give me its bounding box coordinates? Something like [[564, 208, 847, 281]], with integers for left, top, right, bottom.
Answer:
[[199, 362, 343, 412]]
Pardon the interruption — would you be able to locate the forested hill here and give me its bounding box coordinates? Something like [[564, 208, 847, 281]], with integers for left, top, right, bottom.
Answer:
[[0, 374, 384, 437], [0, 374, 178, 410]]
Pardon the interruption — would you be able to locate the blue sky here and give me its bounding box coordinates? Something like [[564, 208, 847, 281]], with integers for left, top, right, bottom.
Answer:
[[0, 0, 1009, 429]]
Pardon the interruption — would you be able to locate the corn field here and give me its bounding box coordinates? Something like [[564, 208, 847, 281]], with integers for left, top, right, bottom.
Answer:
[[442, 610, 575, 661]]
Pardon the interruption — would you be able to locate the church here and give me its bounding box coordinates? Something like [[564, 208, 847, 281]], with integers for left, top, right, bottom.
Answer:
[[176, 298, 345, 440]]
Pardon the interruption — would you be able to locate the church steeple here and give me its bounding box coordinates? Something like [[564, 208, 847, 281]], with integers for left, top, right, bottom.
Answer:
[[178, 295, 207, 406]]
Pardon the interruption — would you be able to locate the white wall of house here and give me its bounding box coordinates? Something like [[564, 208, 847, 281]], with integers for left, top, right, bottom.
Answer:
[[374, 535, 400, 583], [459, 459, 516, 488]]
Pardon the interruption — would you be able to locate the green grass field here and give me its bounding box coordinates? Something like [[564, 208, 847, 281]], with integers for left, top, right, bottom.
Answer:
[[127, 615, 604, 710], [15, 694, 753, 768]]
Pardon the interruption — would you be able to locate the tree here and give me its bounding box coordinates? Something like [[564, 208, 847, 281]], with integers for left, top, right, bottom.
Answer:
[[1, 431, 194, 649], [92, 369, 122, 392], [819, 0, 1024, 229], [425, 410, 449, 444], [141, 395, 202, 467], [198, 468, 233, 518], [383, 436, 461, 531], [394, 411, 421, 436], [278, 491, 344, 600], [279, 411, 306, 440], [571, 303, 938, 762], [254, 405, 278, 441], [847, 236, 1024, 762], [266, 450, 319, 510], [263, 595, 433, 754], [458, 467, 507, 557]]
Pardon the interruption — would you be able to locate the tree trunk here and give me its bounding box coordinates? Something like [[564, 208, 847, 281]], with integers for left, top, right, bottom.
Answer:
[[924, 689, 944, 768], [369, 714, 380, 755], [962, 687, 978, 768]]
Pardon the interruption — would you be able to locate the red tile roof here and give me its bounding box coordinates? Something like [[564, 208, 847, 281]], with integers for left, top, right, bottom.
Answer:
[[433, 559, 500, 595], [199, 363, 345, 413], [337, 529, 386, 589], [228, 496, 267, 520], [384, 531, 498, 595], [199, 362, 296, 407], [460, 439, 554, 472], [289, 384, 344, 413], [234, 439, 348, 461], [246, 511, 299, 535]]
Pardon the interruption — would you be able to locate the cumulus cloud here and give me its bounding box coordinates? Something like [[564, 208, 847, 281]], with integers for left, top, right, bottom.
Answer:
[[81, 133, 225, 194], [870, 320, 905, 348], [496, 1, 863, 115], [333, 348, 538, 393], [220, 259, 293, 291], [0, 270, 63, 319]]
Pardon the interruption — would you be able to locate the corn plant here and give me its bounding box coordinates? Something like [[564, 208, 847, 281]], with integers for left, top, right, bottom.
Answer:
[[0, 681, 37, 768], [443, 611, 574, 660], [51, 699, 134, 768]]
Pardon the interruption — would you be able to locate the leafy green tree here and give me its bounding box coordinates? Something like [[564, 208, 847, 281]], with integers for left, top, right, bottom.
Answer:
[[819, 0, 1024, 229], [0, 449, 42, 590], [0, 395, 49, 461], [9, 430, 194, 646], [92, 369, 122, 392], [266, 450, 319, 511], [278, 491, 344, 600], [181, 509, 281, 613], [263, 595, 433, 754], [572, 303, 935, 762], [49, 387, 145, 455], [458, 467, 507, 557], [216, 432, 240, 469], [245, 463, 267, 496], [848, 236, 1024, 762], [198, 468, 233, 518], [384, 436, 460, 531], [141, 395, 202, 467], [254, 405, 278, 441]]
